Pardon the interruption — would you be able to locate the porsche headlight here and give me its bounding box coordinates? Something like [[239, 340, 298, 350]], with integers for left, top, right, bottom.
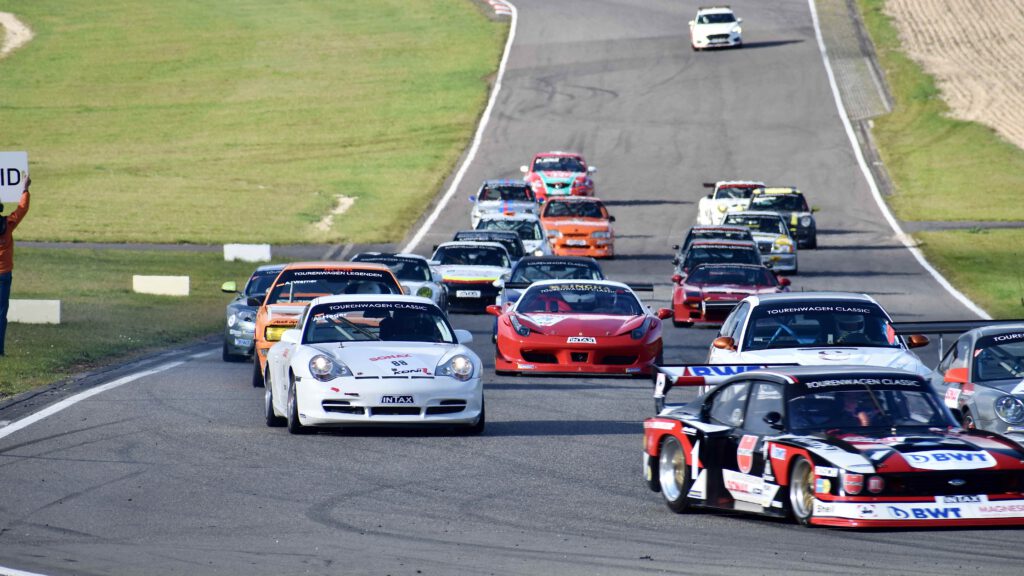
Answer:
[[772, 237, 794, 253], [592, 231, 611, 239], [309, 355, 352, 382], [417, 285, 434, 299], [995, 396, 1024, 424], [436, 355, 475, 381], [800, 215, 812, 228], [548, 230, 563, 238]]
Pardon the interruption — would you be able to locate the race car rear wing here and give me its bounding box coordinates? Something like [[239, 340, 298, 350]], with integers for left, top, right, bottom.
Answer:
[[652, 364, 794, 413]]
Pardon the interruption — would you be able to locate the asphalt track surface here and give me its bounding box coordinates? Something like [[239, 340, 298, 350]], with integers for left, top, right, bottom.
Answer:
[[2, 1, 1021, 575]]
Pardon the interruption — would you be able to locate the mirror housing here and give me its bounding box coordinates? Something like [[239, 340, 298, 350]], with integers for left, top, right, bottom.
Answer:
[[281, 329, 301, 345], [656, 308, 673, 320], [907, 334, 930, 349], [944, 366, 969, 384], [454, 329, 474, 344], [763, 411, 784, 430], [712, 336, 736, 351], [520, 165, 529, 173], [671, 274, 683, 284], [609, 215, 616, 223], [469, 195, 477, 203], [485, 304, 503, 317], [588, 166, 597, 174], [221, 281, 238, 294], [779, 277, 791, 287], [246, 296, 264, 307], [812, 206, 820, 213]]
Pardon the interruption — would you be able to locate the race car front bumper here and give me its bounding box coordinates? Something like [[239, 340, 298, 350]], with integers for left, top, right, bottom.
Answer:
[[763, 253, 797, 273], [550, 238, 614, 258], [444, 280, 501, 313], [809, 497, 1024, 528], [495, 332, 659, 375], [692, 32, 742, 49]]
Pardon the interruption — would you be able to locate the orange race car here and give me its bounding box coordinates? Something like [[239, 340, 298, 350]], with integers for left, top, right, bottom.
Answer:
[[250, 262, 402, 387], [540, 196, 615, 258]]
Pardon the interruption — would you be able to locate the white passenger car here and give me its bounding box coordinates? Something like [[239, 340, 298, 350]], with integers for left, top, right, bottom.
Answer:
[[263, 295, 484, 434], [689, 6, 743, 50]]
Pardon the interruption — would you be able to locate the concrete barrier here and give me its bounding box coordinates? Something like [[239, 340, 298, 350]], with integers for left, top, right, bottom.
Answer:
[[133, 275, 190, 296], [8, 299, 61, 324], [224, 244, 271, 262]]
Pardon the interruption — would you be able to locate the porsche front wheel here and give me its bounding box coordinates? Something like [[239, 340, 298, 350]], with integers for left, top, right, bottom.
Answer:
[[789, 457, 815, 526], [658, 437, 691, 513], [264, 371, 285, 428], [286, 375, 308, 435]]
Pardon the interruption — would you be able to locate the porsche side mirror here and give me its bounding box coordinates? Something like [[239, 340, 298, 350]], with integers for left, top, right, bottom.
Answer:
[[671, 244, 680, 250], [712, 336, 736, 351], [907, 334, 930, 349], [763, 411, 783, 430], [485, 305, 503, 317], [944, 366, 969, 384], [609, 215, 616, 222], [492, 278, 504, 288], [811, 206, 820, 213], [429, 259, 441, 267], [469, 195, 477, 203], [280, 329, 301, 345], [737, 17, 743, 23], [588, 166, 597, 174], [656, 308, 673, 320], [454, 329, 474, 344], [779, 277, 791, 287], [671, 274, 683, 284], [520, 165, 529, 173], [688, 20, 696, 26], [221, 281, 238, 294]]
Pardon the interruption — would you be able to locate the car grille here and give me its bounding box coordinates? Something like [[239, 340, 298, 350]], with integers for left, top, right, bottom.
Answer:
[[548, 182, 569, 189], [322, 400, 365, 415], [708, 34, 730, 41], [371, 407, 421, 416], [757, 241, 773, 253], [522, 351, 559, 364], [883, 471, 1023, 496]]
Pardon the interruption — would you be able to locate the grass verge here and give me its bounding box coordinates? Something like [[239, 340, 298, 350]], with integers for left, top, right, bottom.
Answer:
[[858, 0, 1024, 222], [2, 0, 505, 244], [0, 249, 268, 397]]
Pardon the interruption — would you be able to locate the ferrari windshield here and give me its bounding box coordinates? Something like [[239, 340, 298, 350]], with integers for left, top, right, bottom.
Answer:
[[533, 156, 585, 172], [723, 214, 789, 235], [479, 184, 532, 202], [743, 302, 899, 350], [267, 269, 400, 304], [477, 218, 544, 241], [972, 333, 1024, 382], [788, 387, 949, 434], [510, 261, 603, 283], [543, 200, 606, 219], [433, 245, 510, 268], [304, 301, 455, 344], [682, 245, 761, 269], [352, 255, 431, 282], [516, 283, 643, 316], [686, 265, 777, 287], [750, 194, 809, 212]]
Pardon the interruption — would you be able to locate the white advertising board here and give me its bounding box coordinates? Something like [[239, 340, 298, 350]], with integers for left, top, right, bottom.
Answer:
[[0, 151, 29, 203]]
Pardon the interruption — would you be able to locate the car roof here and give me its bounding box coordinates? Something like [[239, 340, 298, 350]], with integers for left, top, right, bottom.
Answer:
[[970, 323, 1024, 338], [546, 196, 603, 203], [690, 263, 769, 270], [478, 212, 541, 222], [307, 294, 438, 308], [253, 263, 286, 273], [455, 229, 519, 239], [535, 151, 583, 159], [436, 240, 510, 251], [697, 6, 736, 15], [715, 180, 763, 187], [725, 210, 786, 219], [690, 225, 749, 232]]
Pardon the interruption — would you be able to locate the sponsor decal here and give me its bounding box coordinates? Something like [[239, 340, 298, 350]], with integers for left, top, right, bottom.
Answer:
[[887, 505, 962, 520], [763, 305, 874, 315], [770, 445, 787, 461], [234, 338, 252, 346], [682, 427, 698, 435], [391, 367, 429, 375], [289, 269, 388, 278], [815, 478, 831, 493], [867, 476, 884, 493], [903, 450, 996, 471], [803, 378, 921, 389], [944, 387, 962, 408], [857, 504, 877, 519], [737, 434, 758, 474], [978, 503, 1024, 515], [567, 336, 597, 344], [380, 395, 415, 404], [516, 363, 535, 370], [322, 302, 428, 312], [369, 354, 413, 362], [992, 333, 1024, 343], [540, 283, 615, 294], [626, 367, 642, 373], [643, 421, 675, 430], [815, 466, 839, 478], [814, 501, 835, 515], [842, 473, 864, 494], [687, 365, 768, 377], [940, 495, 985, 504]]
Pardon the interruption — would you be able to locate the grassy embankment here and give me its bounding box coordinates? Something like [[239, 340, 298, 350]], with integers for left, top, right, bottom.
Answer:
[[858, 0, 1024, 318], [0, 0, 505, 396]]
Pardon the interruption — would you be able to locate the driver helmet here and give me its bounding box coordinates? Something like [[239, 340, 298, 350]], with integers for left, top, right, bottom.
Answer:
[[836, 314, 864, 333]]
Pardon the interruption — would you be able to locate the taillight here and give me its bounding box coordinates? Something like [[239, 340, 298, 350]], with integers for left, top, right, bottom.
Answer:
[[842, 472, 864, 495]]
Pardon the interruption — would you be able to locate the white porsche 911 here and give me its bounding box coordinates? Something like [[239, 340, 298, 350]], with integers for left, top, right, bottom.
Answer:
[[263, 295, 484, 434]]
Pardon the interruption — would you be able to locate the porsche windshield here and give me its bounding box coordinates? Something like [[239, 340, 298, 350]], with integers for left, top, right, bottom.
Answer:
[[686, 265, 777, 287], [750, 194, 809, 212], [353, 256, 431, 282], [510, 261, 603, 283], [516, 284, 643, 316], [434, 246, 510, 268], [788, 387, 948, 434], [477, 218, 544, 241], [743, 302, 899, 350], [533, 157, 585, 172], [245, 268, 283, 297], [972, 333, 1024, 382], [267, 270, 400, 304], [304, 301, 455, 344], [479, 185, 532, 202], [723, 214, 788, 235], [543, 201, 606, 219]]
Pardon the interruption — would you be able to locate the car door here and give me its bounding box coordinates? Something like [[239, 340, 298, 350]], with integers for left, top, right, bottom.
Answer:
[[716, 380, 785, 512], [700, 381, 751, 506], [934, 334, 972, 412]]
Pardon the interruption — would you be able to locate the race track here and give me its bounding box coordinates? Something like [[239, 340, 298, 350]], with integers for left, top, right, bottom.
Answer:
[[2, 1, 1021, 575]]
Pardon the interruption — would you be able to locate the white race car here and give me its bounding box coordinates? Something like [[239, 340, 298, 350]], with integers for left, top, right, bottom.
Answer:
[[696, 180, 764, 225], [708, 292, 932, 375], [689, 6, 743, 50], [264, 295, 484, 434], [470, 179, 539, 229], [352, 252, 449, 312]]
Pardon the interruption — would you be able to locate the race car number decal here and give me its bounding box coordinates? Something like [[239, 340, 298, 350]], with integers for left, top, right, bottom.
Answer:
[[380, 395, 415, 404], [566, 336, 597, 344]]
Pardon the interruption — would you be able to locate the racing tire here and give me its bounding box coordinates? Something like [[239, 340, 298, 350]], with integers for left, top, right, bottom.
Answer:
[[962, 408, 977, 430], [643, 452, 661, 492], [672, 319, 693, 328], [459, 400, 486, 436], [788, 457, 816, 526], [222, 341, 245, 362], [658, 436, 692, 513], [286, 375, 310, 435], [251, 359, 264, 388], [264, 371, 285, 427], [806, 235, 817, 250]]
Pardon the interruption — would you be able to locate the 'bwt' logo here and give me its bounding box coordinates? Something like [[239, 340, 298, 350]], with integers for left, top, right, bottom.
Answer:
[[888, 506, 962, 520], [903, 450, 996, 470], [689, 365, 767, 376]]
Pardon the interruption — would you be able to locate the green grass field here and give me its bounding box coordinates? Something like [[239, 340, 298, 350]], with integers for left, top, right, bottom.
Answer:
[[858, 0, 1024, 222], [2, 0, 504, 244]]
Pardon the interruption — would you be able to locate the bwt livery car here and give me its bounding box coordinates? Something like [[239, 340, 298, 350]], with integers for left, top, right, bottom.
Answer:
[[643, 365, 1024, 527], [263, 295, 484, 434]]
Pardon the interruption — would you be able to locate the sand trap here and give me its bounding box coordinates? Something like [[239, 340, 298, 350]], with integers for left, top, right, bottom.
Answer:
[[0, 12, 33, 58], [315, 195, 356, 232], [886, 0, 1024, 150]]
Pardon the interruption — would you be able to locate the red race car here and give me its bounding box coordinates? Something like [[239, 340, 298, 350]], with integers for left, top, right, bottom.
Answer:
[[487, 280, 672, 376], [671, 263, 789, 328], [520, 151, 596, 202]]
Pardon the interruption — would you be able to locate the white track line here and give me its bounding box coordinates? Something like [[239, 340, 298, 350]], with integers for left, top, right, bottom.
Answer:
[[807, 0, 989, 320], [0, 566, 51, 576], [401, 1, 519, 253]]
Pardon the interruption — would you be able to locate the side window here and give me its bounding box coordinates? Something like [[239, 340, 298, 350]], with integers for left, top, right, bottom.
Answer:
[[709, 382, 751, 427], [719, 302, 742, 338], [744, 382, 785, 435], [950, 336, 971, 370], [728, 302, 751, 342], [936, 339, 959, 373]]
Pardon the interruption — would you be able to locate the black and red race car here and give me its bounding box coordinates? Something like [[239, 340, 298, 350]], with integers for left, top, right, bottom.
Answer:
[[487, 280, 671, 376], [670, 263, 789, 328], [643, 364, 1024, 528]]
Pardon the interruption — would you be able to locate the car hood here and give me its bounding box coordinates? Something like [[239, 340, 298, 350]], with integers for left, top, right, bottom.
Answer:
[[739, 347, 930, 375], [517, 313, 644, 336], [474, 200, 537, 215], [688, 284, 765, 298], [538, 171, 582, 183], [693, 22, 739, 36], [307, 341, 459, 378], [436, 265, 508, 282]]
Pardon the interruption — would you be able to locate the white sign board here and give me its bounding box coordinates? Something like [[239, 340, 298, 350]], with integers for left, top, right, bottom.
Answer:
[[0, 151, 29, 203]]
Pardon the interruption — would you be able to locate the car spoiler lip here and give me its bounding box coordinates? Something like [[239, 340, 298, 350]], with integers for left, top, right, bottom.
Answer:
[[889, 320, 1024, 335]]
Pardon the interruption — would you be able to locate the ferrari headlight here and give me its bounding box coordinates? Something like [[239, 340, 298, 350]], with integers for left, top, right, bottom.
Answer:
[[436, 354, 475, 381], [417, 285, 434, 299], [995, 396, 1024, 424], [772, 237, 794, 253], [800, 216, 812, 228], [309, 355, 352, 382], [592, 231, 611, 239], [631, 318, 652, 340], [509, 314, 531, 337]]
